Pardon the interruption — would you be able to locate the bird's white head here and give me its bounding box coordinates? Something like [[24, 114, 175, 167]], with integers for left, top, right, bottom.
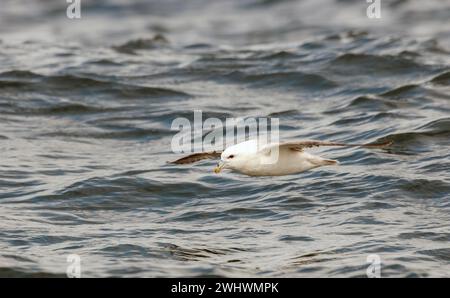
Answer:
[[214, 139, 259, 173]]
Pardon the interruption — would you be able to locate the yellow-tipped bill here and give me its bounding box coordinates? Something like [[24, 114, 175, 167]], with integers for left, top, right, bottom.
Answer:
[[214, 162, 225, 174]]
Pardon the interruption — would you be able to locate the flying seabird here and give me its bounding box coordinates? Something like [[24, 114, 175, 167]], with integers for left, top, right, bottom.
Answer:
[[170, 139, 392, 176]]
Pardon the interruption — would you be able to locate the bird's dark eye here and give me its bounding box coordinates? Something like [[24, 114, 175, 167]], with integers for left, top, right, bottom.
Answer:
[[228, 155, 234, 159]]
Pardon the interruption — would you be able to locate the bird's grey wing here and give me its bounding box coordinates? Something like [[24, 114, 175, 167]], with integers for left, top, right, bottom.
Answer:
[[169, 151, 222, 164], [261, 139, 392, 153]]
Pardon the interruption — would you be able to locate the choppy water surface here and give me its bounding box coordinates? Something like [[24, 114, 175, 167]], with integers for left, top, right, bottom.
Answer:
[[0, 0, 449, 277]]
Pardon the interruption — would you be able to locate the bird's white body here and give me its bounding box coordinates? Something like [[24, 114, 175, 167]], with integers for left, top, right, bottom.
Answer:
[[220, 139, 338, 176]]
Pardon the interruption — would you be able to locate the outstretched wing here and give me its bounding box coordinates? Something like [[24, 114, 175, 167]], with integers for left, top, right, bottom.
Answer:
[[169, 151, 222, 165], [260, 139, 392, 153]]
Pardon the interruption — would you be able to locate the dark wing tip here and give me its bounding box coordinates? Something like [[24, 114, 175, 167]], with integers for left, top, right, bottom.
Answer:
[[168, 151, 222, 165]]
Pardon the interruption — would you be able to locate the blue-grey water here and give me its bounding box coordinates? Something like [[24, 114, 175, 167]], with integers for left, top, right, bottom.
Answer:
[[0, 0, 449, 277]]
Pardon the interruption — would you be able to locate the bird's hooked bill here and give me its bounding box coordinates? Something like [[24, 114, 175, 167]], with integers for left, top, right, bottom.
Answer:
[[214, 162, 225, 174]]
